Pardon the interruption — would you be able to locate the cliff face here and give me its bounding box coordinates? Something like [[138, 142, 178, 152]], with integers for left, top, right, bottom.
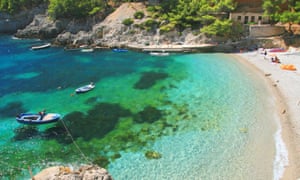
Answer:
[[3, 2, 298, 51], [0, 4, 46, 33], [14, 2, 210, 48]]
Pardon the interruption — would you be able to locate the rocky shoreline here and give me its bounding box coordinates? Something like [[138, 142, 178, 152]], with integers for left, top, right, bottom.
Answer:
[[33, 165, 113, 180], [2, 2, 298, 53]]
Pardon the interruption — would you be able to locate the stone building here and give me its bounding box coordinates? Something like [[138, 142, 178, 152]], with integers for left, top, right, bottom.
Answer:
[[229, 0, 269, 24]]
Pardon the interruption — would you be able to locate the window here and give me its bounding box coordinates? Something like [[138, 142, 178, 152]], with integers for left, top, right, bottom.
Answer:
[[237, 16, 242, 21], [244, 16, 249, 24], [251, 16, 255, 22]]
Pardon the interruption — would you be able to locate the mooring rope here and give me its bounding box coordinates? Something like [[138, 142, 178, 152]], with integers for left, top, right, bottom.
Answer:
[[60, 119, 92, 164], [0, 120, 92, 178]]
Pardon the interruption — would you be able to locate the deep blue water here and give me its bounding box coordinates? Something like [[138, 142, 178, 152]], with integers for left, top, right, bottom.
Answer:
[[0, 35, 278, 179]]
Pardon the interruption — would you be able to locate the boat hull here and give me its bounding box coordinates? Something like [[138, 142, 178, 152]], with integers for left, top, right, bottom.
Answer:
[[112, 48, 128, 52], [31, 43, 51, 50], [75, 84, 95, 93], [16, 113, 61, 125]]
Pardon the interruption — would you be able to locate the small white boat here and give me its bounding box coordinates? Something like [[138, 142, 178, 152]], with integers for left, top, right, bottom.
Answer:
[[80, 48, 94, 52], [16, 112, 61, 124], [75, 83, 95, 93], [31, 43, 51, 50], [150, 52, 170, 56]]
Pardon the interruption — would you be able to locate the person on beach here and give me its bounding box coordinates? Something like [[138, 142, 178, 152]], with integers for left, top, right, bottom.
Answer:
[[271, 55, 280, 63]]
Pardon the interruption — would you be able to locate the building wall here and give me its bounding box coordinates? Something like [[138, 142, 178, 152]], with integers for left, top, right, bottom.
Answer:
[[230, 12, 268, 24]]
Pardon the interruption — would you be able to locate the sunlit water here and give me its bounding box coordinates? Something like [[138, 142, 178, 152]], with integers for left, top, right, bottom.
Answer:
[[0, 35, 280, 179]]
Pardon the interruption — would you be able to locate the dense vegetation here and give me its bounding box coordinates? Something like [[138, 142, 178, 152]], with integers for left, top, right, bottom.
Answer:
[[47, 0, 108, 19], [0, 0, 46, 13], [263, 0, 300, 34], [147, 0, 236, 37], [1, 0, 299, 36]]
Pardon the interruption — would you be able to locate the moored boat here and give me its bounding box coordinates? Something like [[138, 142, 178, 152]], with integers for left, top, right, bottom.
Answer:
[[149, 52, 170, 56], [75, 82, 95, 93], [31, 43, 51, 50], [81, 48, 94, 52], [16, 112, 61, 124], [112, 48, 128, 52]]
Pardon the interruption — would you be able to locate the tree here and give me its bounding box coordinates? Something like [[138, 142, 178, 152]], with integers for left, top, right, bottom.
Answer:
[[47, 0, 107, 19], [157, 0, 235, 35], [263, 0, 300, 34], [262, 0, 282, 24], [0, 0, 46, 14], [200, 19, 233, 37], [280, 0, 300, 34]]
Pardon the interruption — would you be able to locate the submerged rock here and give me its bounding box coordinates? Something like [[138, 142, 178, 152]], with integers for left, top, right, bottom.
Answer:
[[34, 165, 113, 180], [134, 72, 168, 89], [145, 150, 162, 159]]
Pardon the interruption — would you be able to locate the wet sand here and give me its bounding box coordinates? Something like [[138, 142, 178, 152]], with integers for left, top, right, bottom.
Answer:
[[233, 51, 300, 180]]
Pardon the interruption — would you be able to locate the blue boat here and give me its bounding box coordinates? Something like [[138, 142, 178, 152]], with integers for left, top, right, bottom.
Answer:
[[16, 112, 61, 125], [112, 48, 128, 52]]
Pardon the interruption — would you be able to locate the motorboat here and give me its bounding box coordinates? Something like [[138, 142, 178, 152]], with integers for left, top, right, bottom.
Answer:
[[75, 83, 95, 93], [112, 48, 128, 52], [16, 112, 61, 124], [80, 48, 94, 52], [31, 43, 51, 50], [149, 52, 170, 56]]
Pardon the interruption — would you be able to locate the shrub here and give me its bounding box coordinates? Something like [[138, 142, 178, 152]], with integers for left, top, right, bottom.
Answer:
[[134, 11, 144, 19], [140, 19, 158, 31], [122, 18, 134, 26]]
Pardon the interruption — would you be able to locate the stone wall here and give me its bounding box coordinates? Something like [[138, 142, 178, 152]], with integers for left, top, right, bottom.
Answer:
[[249, 25, 286, 37]]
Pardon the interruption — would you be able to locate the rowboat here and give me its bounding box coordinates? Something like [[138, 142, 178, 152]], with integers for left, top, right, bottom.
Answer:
[[150, 52, 170, 56], [31, 43, 51, 50], [16, 112, 61, 125], [75, 83, 95, 93]]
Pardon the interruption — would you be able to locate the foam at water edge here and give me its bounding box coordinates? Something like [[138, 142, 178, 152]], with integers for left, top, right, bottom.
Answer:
[[273, 126, 288, 180]]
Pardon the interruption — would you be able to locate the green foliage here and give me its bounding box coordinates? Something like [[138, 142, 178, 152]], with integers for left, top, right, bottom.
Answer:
[[122, 18, 134, 26], [200, 19, 233, 37], [48, 0, 106, 19], [134, 11, 144, 19], [152, 0, 236, 34], [89, 7, 102, 16], [262, 0, 282, 23], [140, 19, 158, 31], [159, 23, 175, 33], [0, 0, 46, 14], [263, 0, 300, 24], [0, 0, 238, 37]]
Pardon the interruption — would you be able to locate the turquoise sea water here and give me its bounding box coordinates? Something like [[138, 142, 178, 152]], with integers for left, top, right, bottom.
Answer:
[[0, 35, 279, 179]]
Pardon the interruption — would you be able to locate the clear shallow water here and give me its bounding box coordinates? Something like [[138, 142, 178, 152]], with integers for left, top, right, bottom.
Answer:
[[0, 35, 278, 179]]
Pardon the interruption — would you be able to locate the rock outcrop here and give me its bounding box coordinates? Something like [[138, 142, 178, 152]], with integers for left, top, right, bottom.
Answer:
[[15, 14, 68, 39], [12, 3, 210, 49], [0, 4, 47, 33], [33, 165, 113, 180]]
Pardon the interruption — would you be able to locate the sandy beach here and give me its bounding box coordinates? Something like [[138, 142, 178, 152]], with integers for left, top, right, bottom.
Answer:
[[234, 51, 300, 180]]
